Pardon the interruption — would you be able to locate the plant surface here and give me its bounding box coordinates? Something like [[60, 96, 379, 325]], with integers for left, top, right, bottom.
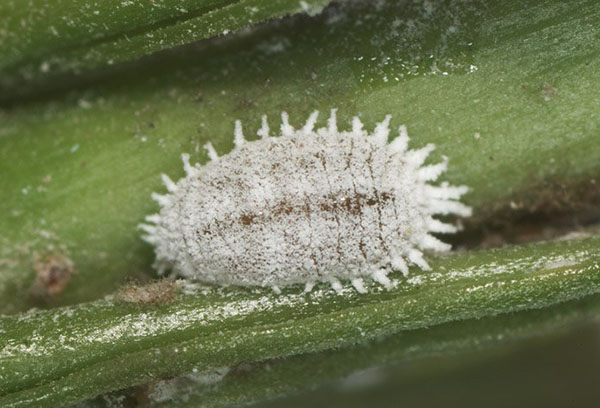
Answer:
[[1, 0, 599, 407]]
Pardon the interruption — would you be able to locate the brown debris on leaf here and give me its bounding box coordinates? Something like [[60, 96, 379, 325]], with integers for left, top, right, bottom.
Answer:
[[116, 279, 180, 304], [29, 253, 75, 299]]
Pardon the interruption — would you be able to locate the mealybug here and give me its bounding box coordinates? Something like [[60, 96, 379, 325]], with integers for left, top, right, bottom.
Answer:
[[140, 110, 471, 294]]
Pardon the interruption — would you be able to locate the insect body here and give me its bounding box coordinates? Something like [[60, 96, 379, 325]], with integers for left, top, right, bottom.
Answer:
[[140, 110, 471, 293]]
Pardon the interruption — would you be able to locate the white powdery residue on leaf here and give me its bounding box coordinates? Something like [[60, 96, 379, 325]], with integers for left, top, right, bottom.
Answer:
[[1, 291, 317, 358], [140, 110, 472, 294], [543, 258, 578, 270]]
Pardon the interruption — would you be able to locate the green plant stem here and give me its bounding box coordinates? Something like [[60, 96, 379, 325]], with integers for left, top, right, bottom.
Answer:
[[2, 235, 600, 407]]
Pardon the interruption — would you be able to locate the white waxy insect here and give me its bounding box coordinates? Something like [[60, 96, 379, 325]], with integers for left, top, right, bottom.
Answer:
[[140, 110, 471, 294]]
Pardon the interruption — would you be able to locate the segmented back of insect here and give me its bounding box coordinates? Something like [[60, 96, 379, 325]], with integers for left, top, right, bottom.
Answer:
[[140, 110, 471, 294]]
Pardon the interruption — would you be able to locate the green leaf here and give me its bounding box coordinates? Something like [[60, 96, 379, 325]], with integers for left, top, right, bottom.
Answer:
[[1, 235, 600, 406], [2, 1, 600, 405], [0, 0, 332, 99], [145, 294, 600, 408], [1, 0, 599, 313]]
